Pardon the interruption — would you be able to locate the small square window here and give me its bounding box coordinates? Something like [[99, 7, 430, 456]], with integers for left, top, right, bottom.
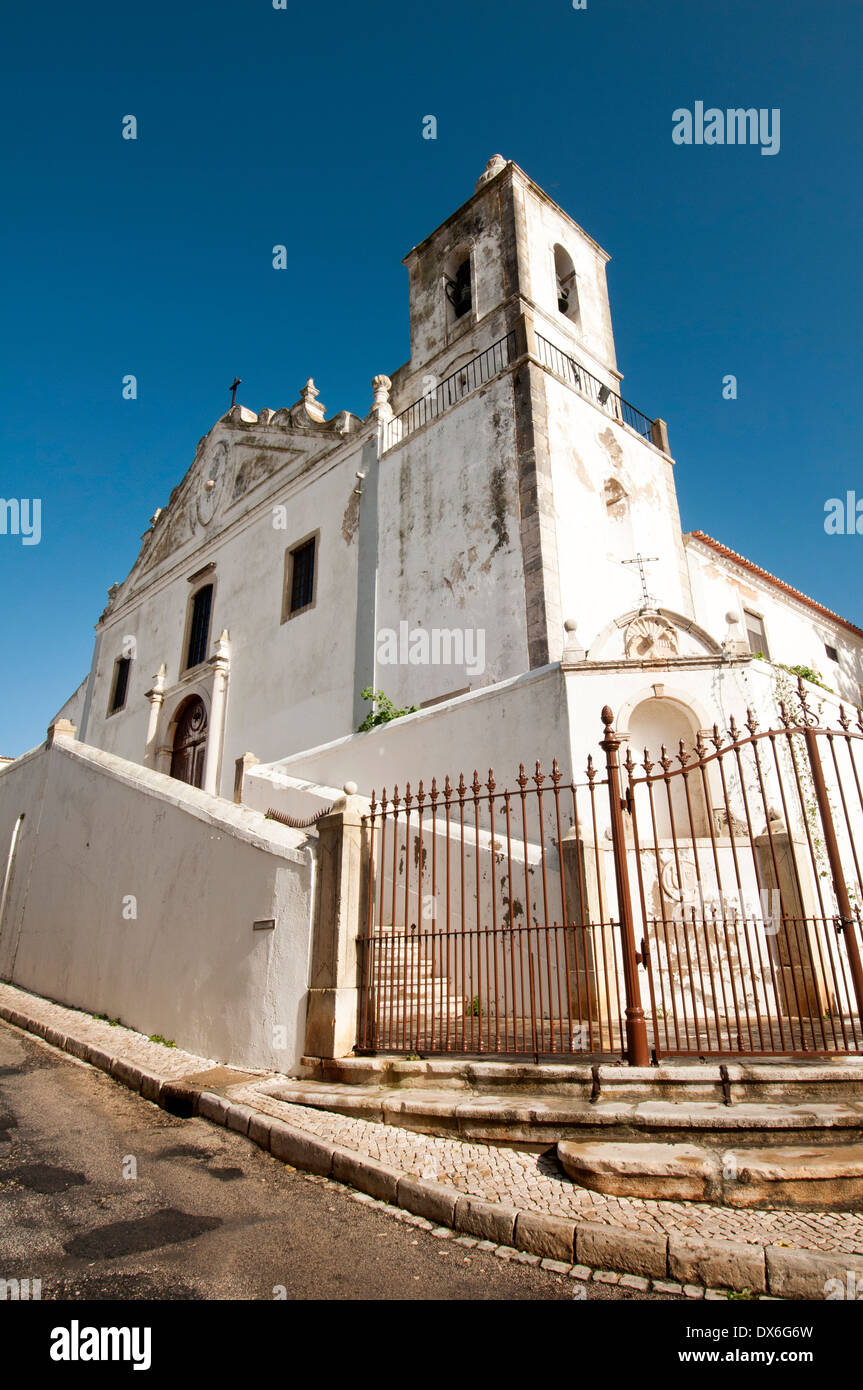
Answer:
[[825, 643, 839, 663], [283, 535, 317, 620], [743, 610, 770, 660], [109, 656, 131, 714]]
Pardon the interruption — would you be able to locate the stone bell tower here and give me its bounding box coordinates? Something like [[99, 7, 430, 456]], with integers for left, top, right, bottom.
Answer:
[[400, 154, 622, 400], [376, 156, 691, 706]]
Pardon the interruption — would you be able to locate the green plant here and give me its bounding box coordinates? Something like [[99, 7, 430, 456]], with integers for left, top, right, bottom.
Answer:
[[148, 1034, 176, 1048], [466, 995, 481, 1018], [727, 1288, 757, 1300], [405, 1052, 421, 1061], [753, 653, 834, 693], [777, 662, 834, 693], [357, 687, 419, 733]]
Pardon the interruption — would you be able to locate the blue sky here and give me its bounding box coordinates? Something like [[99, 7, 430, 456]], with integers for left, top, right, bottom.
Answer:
[[1, 0, 861, 755]]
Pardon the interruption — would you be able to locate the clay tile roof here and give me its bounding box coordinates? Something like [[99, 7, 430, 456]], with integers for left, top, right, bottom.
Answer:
[[685, 530, 863, 640]]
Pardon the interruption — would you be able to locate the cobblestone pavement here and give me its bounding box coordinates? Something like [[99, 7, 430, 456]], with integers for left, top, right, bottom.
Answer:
[[2, 982, 861, 1260], [228, 1084, 863, 1257]]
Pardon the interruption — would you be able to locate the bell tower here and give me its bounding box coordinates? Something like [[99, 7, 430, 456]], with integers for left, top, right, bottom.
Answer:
[[377, 156, 692, 704], [401, 155, 622, 398]]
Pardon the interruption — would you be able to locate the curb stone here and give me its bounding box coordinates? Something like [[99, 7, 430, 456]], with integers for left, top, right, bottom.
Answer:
[[669, 1235, 766, 1295], [5, 988, 855, 1299]]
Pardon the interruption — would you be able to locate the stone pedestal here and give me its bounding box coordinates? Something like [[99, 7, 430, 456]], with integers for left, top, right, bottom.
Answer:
[[755, 830, 832, 1015], [304, 791, 370, 1059], [560, 831, 621, 1037]]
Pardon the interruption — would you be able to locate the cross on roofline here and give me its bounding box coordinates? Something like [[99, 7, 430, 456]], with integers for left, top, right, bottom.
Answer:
[[229, 377, 242, 406], [622, 553, 659, 612]]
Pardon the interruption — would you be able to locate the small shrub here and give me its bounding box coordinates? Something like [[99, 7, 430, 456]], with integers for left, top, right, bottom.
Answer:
[[357, 687, 419, 733]]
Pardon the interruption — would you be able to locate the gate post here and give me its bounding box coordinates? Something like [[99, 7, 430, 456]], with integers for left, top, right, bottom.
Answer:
[[801, 721, 863, 1021], [600, 707, 650, 1066], [304, 785, 370, 1060]]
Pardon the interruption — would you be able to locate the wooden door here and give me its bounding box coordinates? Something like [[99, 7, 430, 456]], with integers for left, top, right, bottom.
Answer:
[[170, 697, 208, 788]]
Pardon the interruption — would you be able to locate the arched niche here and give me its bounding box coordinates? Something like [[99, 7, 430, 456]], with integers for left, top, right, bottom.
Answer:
[[443, 245, 473, 326], [625, 696, 710, 839], [553, 244, 579, 325]]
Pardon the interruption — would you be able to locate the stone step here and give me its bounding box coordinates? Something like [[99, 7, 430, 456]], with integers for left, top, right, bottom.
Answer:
[[556, 1138, 863, 1208], [264, 1075, 863, 1147], [371, 987, 464, 1000], [301, 1055, 863, 1103]]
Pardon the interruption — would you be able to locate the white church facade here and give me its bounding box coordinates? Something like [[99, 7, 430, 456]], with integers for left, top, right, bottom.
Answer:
[[4, 156, 863, 1073], [53, 155, 863, 805]]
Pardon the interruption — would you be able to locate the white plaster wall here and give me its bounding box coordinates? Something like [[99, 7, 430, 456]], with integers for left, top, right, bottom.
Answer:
[[83, 429, 367, 793], [0, 738, 314, 1072], [51, 677, 87, 730], [376, 375, 529, 709], [518, 183, 618, 379], [262, 666, 572, 798], [543, 376, 693, 649], [562, 656, 857, 781], [686, 538, 863, 706], [405, 182, 509, 374]]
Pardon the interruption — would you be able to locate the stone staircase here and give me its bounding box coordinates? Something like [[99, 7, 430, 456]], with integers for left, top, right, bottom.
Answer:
[[366, 931, 464, 1035], [258, 1056, 863, 1208]]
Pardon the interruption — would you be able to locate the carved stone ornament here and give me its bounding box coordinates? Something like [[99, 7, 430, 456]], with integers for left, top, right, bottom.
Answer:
[[659, 854, 697, 903], [624, 613, 679, 660], [193, 441, 228, 528]]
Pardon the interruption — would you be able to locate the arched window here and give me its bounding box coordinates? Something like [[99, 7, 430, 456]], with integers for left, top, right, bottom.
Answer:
[[553, 244, 579, 324], [444, 247, 472, 323]]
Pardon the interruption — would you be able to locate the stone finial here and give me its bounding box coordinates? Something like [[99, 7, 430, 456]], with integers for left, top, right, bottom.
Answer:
[[722, 610, 749, 657], [475, 154, 507, 192], [300, 378, 326, 423], [372, 375, 391, 407], [343, 781, 358, 796], [562, 618, 586, 663], [370, 374, 393, 423]]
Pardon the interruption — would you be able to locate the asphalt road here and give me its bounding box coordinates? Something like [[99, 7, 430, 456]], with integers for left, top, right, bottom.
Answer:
[[0, 1020, 676, 1302]]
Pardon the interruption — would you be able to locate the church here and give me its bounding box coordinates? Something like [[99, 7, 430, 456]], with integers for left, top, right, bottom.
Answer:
[[3, 156, 862, 1075], [52, 153, 863, 800]]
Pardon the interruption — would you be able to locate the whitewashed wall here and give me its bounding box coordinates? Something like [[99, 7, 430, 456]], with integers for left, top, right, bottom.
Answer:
[[0, 735, 315, 1072], [376, 374, 528, 710], [82, 422, 368, 792], [544, 376, 692, 651], [686, 536, 863, 706], [260, 666, 573, 800]]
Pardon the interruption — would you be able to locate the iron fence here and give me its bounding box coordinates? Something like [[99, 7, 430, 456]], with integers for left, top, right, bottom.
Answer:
[[382, 332, 518, 452], [357, 681, 863, 1061], [534, 332, 655, 441]]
